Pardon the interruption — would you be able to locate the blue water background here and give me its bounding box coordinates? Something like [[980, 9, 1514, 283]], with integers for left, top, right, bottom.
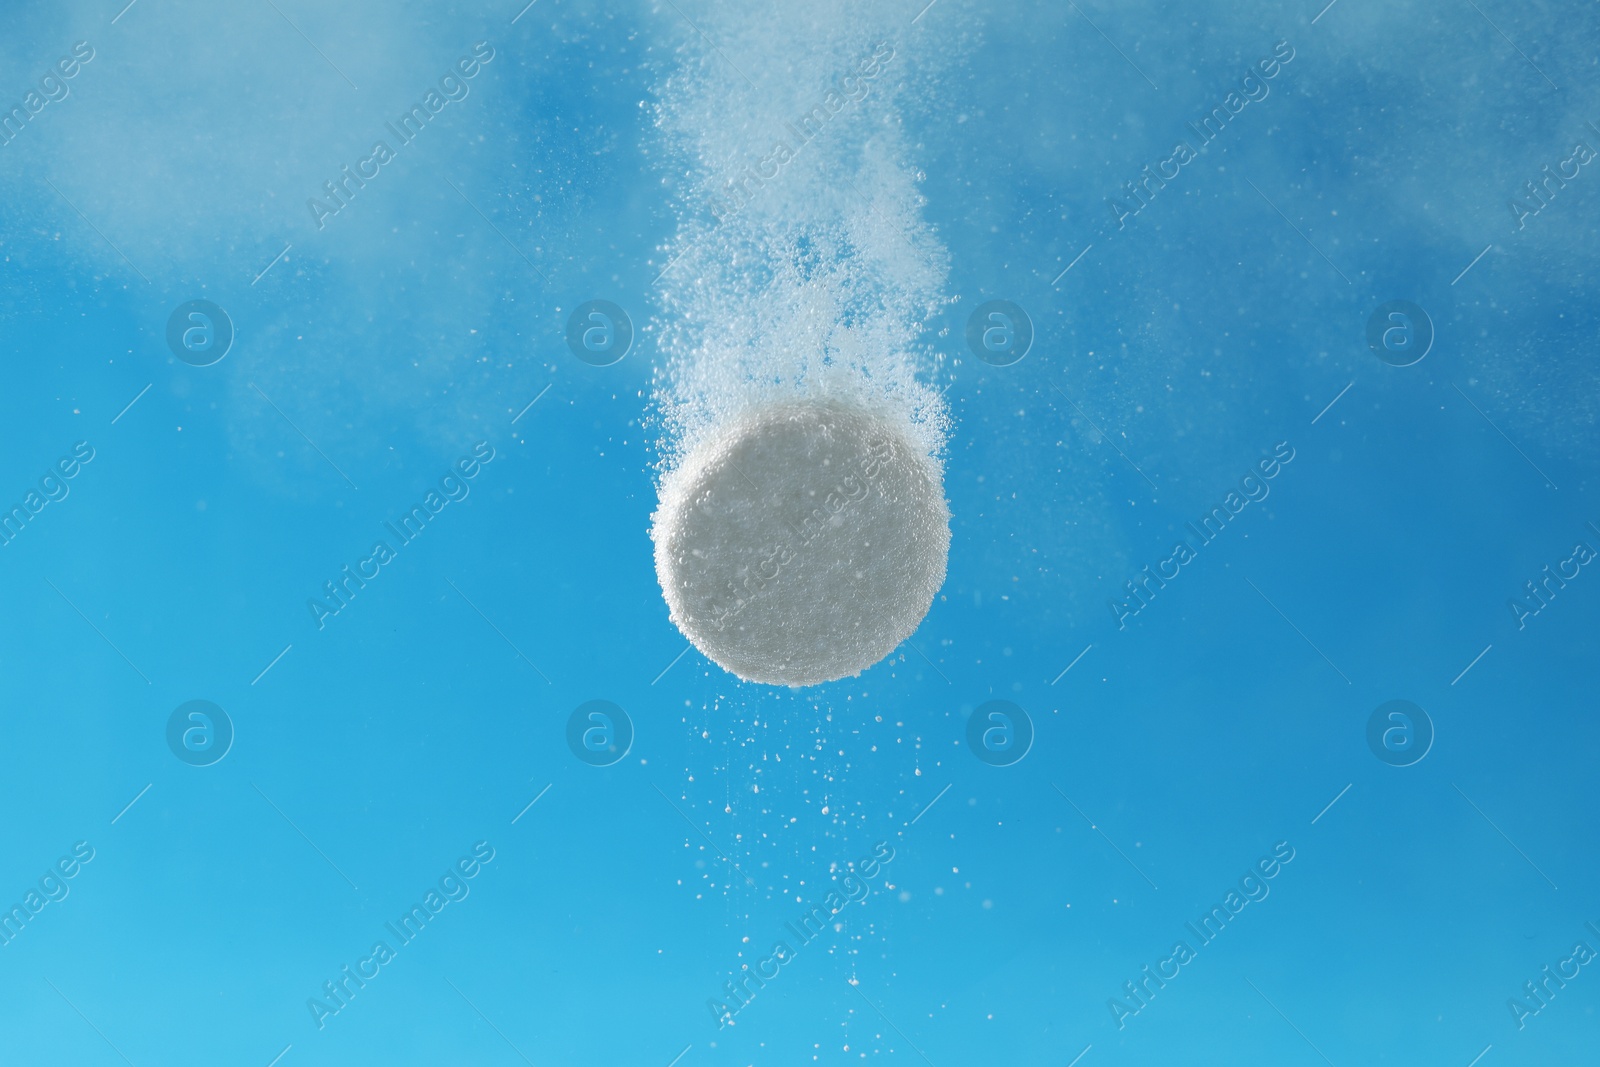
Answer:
[[1, 1, 1598, 1064]]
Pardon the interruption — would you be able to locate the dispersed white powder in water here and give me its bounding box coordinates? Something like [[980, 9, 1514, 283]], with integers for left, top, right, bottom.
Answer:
[[654, 399, 950, 687], [649, 4, 960, 686]]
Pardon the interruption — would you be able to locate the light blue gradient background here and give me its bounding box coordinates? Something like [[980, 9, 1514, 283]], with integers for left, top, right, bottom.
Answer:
[[0, 1, 1597, 1064]]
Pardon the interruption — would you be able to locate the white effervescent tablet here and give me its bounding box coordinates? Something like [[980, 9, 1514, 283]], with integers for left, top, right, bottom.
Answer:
[[652, 398, 951, 687]]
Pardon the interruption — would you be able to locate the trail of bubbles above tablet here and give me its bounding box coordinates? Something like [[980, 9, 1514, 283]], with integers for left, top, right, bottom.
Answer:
[[650, 3, 960, 688]]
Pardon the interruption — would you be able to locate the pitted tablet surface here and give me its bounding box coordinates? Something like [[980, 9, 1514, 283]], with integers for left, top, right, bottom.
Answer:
[[652, 399, 951, 687]]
